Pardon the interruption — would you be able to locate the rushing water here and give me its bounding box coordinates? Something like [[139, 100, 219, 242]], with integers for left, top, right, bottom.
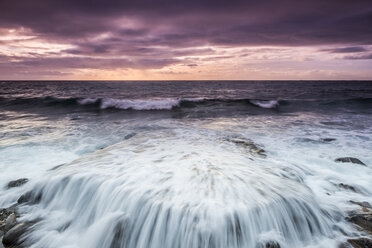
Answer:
[[0, 81, 372, 248]]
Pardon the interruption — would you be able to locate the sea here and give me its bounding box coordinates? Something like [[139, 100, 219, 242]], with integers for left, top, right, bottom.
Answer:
[[0, 80, 371, 248]]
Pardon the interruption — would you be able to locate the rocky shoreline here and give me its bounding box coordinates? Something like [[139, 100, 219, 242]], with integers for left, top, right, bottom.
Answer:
[[1, 179, 33, 248]]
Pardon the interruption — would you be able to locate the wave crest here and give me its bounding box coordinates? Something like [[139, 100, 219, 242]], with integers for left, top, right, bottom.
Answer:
[[1, 96, 285, 111], [249, 100, 279, 109]]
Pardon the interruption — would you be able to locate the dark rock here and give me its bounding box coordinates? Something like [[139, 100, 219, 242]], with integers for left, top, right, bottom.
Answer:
[[2, 223, 32, 247], [256, 241, 281, 248], [347, 238, 372, 248], [7, 178, 29, 189], [335, 157, 366, 166], [339, 183, 357, 192], [298, 137, 336, 144], [230, 138, 267, 158], [49, 163, 65, 171], [6, 214, 16, 226], [0, 209, 12, 222], [0, 206, 18, 231], [338, 242, 353, 248], [17, 191, 42, 205], [347, 213, 372, 233], [350, 201, 372, 210]]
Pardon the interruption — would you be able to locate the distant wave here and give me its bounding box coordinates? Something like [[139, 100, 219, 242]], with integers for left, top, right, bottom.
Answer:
[[0, 96, 204, 111], [2, 96, 372, 112], [80, 98, 183, 110], [0, 96, 280, 110]]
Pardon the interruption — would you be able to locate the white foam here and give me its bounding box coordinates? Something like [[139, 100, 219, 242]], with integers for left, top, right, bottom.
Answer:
[[16, 130, 337, 248], [77, 98, 98, 105], [77, 97, 207, 110], [250, 100, 279, 109], [100, 98, 180, 110], [1, 113, 371, 248]]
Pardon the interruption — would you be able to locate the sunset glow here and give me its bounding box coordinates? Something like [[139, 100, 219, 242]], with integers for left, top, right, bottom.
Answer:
[[1, 0, 371, 80]]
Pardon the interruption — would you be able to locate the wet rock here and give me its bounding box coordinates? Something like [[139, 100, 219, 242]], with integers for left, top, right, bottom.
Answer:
[[49, 163, 65, 171], [347, 238, 372, 248], [321, 138, 336, 142], [0, 207, 18, 237], [2, 222, 32, 247], [298, 137, 336, 144], [17, 191, 42, 205], [338, 242, 353, 248], [230, 138, 267, 158], [350, 201, 372, 210], [5, 214, 16, 226], [339, 183, 357, 192], [256, 240, 281, 248], [0, 209, 12, 223], [347, 213, 372, 234], [7, 178, 29, 189], [335, 157, 366, 166]]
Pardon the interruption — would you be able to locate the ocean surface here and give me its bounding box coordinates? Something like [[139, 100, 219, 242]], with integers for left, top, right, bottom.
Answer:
[[0, 81, 372, 248]]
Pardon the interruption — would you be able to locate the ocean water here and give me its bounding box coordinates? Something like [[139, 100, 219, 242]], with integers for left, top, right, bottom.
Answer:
[[0, 81, 371, 248]]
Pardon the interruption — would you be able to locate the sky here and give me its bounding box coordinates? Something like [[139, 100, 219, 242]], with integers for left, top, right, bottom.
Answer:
[[0, 0, 372, 80]]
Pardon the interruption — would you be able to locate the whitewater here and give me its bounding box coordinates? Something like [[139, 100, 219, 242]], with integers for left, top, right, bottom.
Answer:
[[0, 81, 371, 248]]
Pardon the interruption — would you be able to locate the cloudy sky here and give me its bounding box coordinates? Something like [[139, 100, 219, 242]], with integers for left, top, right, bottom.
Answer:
[[1, 0, 372, 80]]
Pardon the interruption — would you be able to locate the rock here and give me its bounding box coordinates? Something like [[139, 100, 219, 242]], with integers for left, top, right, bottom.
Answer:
[[230, 138, 267, 158], [347, 238, 372, 248], [2, 222, 32, 247], [0, 209, 11, 222], [6, 214, 16, 226], [350, 201, 372, 210], [0, 208, 19, 239], [298, 137, 336, 144], [17, 191, 42, 205], [347, 213, 372, 234], [339, 183, 357, 192], [7, 178, 29, 189], [338, 242, 353, 248], [335, 157, 366, 166], [256, 241, 281, 248]]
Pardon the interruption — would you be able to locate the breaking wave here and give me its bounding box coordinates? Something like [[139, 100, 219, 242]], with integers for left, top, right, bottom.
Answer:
[[249, 100, 279, 109], [1, 96, 372, 112]]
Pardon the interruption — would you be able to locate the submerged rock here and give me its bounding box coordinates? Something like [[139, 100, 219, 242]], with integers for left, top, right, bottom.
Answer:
[[339, 183, 357, 192], [2, 222, 32, 247], [321, 138, 336, 142], [230, 138, 267, 158], [17, 191, 42, 205], [297, 137, 336, 144], [335, 157, 366, 166], [347, 213, 372, 234], [350, 201, 372, 210], [346, 200, 372, 241], [7, 178, 28, 189], [256, 240, 281, 248], [5, 214, 16, 226], [347, 238, 372, 248]]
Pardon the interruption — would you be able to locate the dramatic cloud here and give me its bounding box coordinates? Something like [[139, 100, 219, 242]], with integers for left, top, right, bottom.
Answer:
[[0, 0, 372, 79], [322, 47, 368, 53], [344, 54, 372, 60]]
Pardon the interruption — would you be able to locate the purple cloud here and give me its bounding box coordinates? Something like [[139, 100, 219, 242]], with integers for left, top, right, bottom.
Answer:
[[1, 0, 372, 78]]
